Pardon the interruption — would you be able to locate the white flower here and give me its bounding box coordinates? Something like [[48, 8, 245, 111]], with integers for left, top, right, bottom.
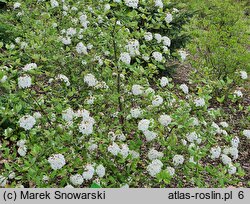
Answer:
[[124, 0, 138, 8], [82, 164, 95, 180], [234, 90, 243, 98], [180, 84, 189, 94], [126, 39, 140, 57], [145, 87, 155, 95], [120, 144, 130, 158], [231, 136, 240, 148], [33, 112, 42, 119], [19, 115, 36, 130], [76, 42, 88, 54], [173, 155, 184, 166], [221, 154, 232, 165], [66, 28, 76, 36], [84, 74, 98, 87], [23, 63, 37, 72], [154, 0, 163, 8], [56, 74, 70, 86], [61, 37, 71, 45], [162, 36, 171, 47], [79, 117, 95, 135], [79, 14, 89, 29], [130, 108, 142, 118], [0, 176, 7, 187], [229, 147, 239, 160], [220, 122, 229, 128], [165, 13, 173, 24], [194, 98, 205, 107], [70, 174, 83, 186], [50, 0, 59, 8], [210, 146, 221, 159], [18, 146, 27, 157], [166, 167, 175, 176], [130, 150, 140, 159], [179, 50, 188, 61], [14, 2, 21, 9], [132, 84, 144, 95], [148, 149, 163, 160], [138, 119, 150, 131], [186, 132, 199, 143], [228, 164, 237, 175], [243, 130, 250, 139], [96, 165, 105, 178], [144, 32, 153, 41], [48, 154, 66, 170], [160, 77, 169, 87], [62, 108, 74, 122], [240, 71, 248, 79], [143, 130, 157, 142], [9, 172, 16, 179], [158, 114, 172, 126], [152, 51, 163, 62], [108, 142, 120, 156], [152, 95, 163, 106], [119, 52, 131, 64], [154, 33, 162, 43], [18, 75, 32, 88], [0, 75, 7, 83], [147, 159, 163, 177]]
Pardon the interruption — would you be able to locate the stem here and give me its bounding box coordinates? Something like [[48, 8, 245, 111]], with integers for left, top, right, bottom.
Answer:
[[111, 21, 124, 129]]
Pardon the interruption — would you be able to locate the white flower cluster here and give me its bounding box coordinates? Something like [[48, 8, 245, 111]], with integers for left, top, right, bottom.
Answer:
[[148, 149, 163, 160], [243, 130, 250, 139], [79, 14, 89, 29], [0, 175, 7, 187], [82, 164, 95, 180], [158, 114, 172, 127], [147, 159, 163, 177], [165, 13, 173, 24], [84, 74, 98, 87], [130, 107, 142, 118], [119, 52, 131, 65], [50, 0, 59, 8], [18, 75, 32, 88], [173, 155, 184, 166], [138, 119, 150, 131], [210, 146, 221, 159], [234, 90, 243, 98], [132, 84, 144, 95], [152, 51, 163, 62], [70, 174, 83, 186], [108, 142, 131, 159], [126, 39, 140, 57], [160, 77, 169, 87], [194, 98, 205, 107], [178, 50, 188, 61], [180, 84, 189, 94], [56, 74, 70, 86], [152, 95, 163, 106], [186, 132, 201, 144], [76, 42, 88, 54], [19, 115, 36, 130], [144, 32, 153, 41], [154, 0, 163, 8], [166, 166, 175, 176], [48, 154, 66, 170], [17, 140, 27, 157], [62, 108, 75, 122], [240, 71, 248, 80], [124, 0, 138, 9], [13, 2, 21, 9], [23, 63, 37, 71], [78, 110, 95, 135]]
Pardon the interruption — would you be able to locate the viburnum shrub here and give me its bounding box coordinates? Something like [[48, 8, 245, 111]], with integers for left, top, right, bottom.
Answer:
[[0, 0, 249, 188]]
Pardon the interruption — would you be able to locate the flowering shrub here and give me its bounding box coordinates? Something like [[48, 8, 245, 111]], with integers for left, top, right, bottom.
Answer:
[[0, 0, 249, 188]]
